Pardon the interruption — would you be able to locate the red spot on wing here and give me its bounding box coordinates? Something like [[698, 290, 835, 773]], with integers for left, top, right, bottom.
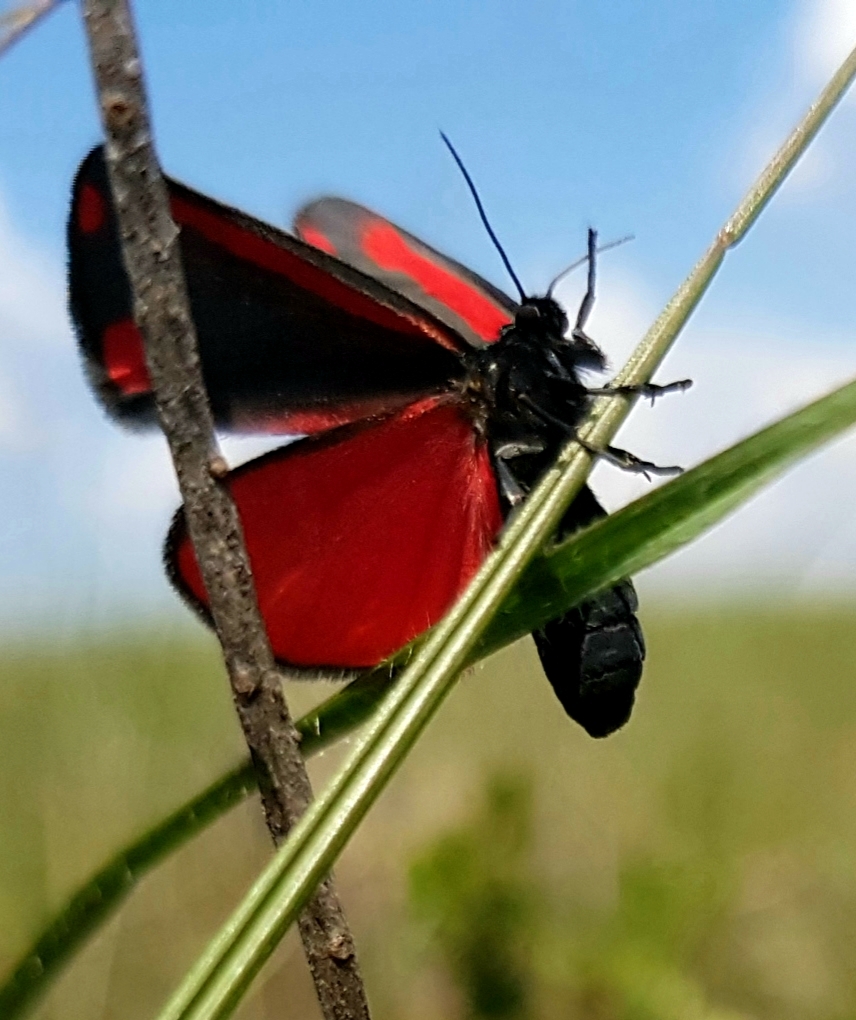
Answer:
[[175, 397, 503, 668], [171, 196, 460, 352], [300, 225, 338, 255], [102, 318, 151, 394], [78, 183, 106, 234], [361, 221, 511, 342]]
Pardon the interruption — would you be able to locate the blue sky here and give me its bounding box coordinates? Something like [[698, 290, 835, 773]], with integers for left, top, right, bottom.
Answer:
[[1, 0, 856, 632]]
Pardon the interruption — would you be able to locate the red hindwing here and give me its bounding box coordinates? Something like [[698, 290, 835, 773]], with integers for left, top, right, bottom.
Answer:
[[168, 398, 504, 669]]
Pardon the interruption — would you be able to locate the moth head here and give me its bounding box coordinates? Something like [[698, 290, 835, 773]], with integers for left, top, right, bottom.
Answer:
[[515, 296, 569, 337]]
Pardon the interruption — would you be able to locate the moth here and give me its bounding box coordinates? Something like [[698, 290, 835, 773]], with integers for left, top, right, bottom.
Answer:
[[68, 144, 685, 736]]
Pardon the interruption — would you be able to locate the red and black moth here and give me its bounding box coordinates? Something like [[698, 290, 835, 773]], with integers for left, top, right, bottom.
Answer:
[[68, 145, 683, 737]]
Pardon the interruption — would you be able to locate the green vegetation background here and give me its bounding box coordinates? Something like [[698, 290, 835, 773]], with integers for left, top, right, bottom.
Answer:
[[3, 605, 856, 1020]]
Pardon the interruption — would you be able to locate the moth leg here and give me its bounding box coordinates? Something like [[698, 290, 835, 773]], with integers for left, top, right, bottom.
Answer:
[[518, 392, 578, 432], [493, 437, 547, 460], [492, 437, 546, 507], [576, 435, 683, 479], [587, 379, 693, 404], [494, 458, 528, 506], [544, 347, 572, 380], [517, 393, 681, 479]]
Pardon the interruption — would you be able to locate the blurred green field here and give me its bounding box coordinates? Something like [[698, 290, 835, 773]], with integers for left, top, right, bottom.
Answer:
[[2, 604, 856, 1020]]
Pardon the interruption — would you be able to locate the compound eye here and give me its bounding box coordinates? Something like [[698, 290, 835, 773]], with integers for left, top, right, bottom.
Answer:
[[516, 304, 541, 324]]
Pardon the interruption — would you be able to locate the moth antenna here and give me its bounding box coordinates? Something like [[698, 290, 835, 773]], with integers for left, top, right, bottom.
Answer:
[[440, 131, 527, 303], [574, 228, 598, 334], [547, 234, 634, 297]]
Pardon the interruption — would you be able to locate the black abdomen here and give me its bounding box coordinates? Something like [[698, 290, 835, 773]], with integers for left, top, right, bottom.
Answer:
[[530, 487, 645, 737]]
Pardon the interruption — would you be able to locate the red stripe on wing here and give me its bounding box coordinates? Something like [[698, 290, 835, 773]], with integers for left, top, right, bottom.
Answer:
[[170, 196, 461, 352], [78, 183, 106, 235], [172, 397, 503, 668], [360, 221, 512, 342]]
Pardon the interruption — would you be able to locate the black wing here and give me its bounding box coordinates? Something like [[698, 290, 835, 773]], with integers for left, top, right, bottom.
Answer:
[[69, 147, 466, 434]]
